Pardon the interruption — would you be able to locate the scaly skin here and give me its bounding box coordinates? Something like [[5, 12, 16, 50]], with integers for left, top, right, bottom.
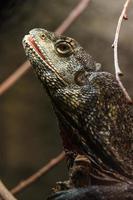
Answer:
[[22, 29, 133, 188]]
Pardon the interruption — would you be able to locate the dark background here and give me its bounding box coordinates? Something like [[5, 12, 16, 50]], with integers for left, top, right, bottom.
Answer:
[[0, 0, 133, 199]]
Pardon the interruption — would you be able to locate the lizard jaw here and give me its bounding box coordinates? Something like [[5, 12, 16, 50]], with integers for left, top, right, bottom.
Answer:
[[23, 34, 67, 85], [28, 35, 47, 62]]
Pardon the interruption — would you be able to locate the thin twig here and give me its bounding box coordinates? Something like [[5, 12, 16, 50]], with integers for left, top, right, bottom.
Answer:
[[123, 0, 131, 19], [10, 152, 65, 195], [0, 181, 18, 200], [112, 0, 132, 104], [0, 61, 31, 95], [55, 0, 91, 35], [0, 0, 91, 95]]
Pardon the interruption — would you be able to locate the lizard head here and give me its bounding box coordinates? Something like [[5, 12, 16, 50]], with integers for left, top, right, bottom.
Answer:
[[23, 28, 100, 88]]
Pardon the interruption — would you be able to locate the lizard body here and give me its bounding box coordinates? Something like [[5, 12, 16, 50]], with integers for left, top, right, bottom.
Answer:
[[23, 28, 133, 198]]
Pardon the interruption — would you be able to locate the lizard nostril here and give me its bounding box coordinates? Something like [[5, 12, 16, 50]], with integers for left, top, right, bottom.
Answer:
[[41, 34, 45, 40]]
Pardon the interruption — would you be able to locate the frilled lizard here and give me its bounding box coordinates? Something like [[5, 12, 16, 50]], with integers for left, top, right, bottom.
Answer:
[[22, 28, 133, 199]]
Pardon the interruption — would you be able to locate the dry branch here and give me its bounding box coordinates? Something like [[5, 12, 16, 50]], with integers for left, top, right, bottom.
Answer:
[[11, 152, 65, 195], [0, 61, 30, 95], [112, 0, 132, 104], [0, 181, 18, 200], [55, 0, 91, 35], [48, 183, 133, 200]]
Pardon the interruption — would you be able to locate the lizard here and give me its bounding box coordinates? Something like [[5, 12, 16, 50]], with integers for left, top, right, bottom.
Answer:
[[22, 28, 133, 199]]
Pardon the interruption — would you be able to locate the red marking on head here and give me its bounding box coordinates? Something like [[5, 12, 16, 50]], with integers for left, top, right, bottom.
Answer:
[[27, 35, 67, 84], [28, 35, 46, 61]]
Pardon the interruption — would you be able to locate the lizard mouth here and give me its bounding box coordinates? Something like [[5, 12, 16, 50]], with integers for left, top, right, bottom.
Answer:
[[28, 35, 47, 62], [24, 34, 67, 85]]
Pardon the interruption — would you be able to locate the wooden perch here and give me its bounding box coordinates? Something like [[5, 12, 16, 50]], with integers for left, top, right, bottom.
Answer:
[[11, 152, 65, 195], [48, 183, 133, 200], [0, 181, 18, 200], [113, 0, 132, 104]]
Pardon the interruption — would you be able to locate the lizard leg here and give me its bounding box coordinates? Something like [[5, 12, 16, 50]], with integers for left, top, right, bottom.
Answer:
[[69, 154, 91, 188], [52, 180, 71, 193], [52, 154, 91, 192]]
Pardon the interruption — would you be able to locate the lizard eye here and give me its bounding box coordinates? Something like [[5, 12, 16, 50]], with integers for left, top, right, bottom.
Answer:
[[55, 40, 73, 56]]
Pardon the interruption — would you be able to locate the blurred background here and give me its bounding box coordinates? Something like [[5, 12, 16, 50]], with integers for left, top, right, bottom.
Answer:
[[0, 0, 133, 199]]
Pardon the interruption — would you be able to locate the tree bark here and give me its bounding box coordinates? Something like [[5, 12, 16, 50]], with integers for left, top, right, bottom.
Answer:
[[48, 183, 133, 200]]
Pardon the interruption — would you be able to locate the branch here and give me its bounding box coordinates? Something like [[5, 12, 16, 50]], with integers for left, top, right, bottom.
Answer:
[[55, 0, 91, 35], [0, 0, 91, 95], [112, 0, 132, 104], [0, 181, 18, 200], [0, 61, 30, 95], [48, 183, 133, 200], [10, 152, 65, 195]]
